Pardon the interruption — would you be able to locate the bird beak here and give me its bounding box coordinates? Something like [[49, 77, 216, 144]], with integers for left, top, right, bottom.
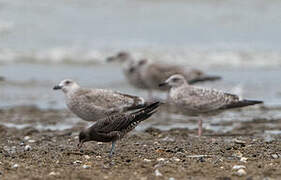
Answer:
[[159, 82, 168, 87], [53, 85, 62, 90]]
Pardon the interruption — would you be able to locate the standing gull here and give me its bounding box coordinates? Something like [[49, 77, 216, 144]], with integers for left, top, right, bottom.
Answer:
[[106, 51, 148, 91], [78, 101, 160, 157], [53, 79, 149, 121], [159, 74, 263, 136]]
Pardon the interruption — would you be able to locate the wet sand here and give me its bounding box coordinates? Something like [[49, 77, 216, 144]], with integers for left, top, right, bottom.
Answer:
[[0, 106, 281, 180]]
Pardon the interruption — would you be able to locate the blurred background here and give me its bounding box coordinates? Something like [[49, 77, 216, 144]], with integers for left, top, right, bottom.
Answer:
[[0, 0, 281, 132]]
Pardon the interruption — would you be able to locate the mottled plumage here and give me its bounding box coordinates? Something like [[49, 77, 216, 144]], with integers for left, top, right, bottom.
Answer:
[[53, 79, 146, 122], [78, 101, 161, 156], [160, 74, 263, 136]]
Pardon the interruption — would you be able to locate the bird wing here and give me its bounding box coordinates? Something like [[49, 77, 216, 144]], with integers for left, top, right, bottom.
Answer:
[[176, 87, 239, 112], [74, 88, 144, 113]]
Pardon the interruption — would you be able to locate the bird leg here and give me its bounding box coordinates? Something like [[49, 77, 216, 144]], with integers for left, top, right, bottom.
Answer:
[[198, 118, 203, 137], [109, 141, 116, 158], [147, 90, 153, 100]]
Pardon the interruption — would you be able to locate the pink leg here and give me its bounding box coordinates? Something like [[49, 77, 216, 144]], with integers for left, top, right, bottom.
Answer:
[[147, 90, 153, 100], [198, 118, 202, 137]]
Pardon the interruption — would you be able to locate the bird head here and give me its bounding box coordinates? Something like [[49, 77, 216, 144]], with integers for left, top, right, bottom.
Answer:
[[159, 74, 187, 88], [53, 79, 80, 93]]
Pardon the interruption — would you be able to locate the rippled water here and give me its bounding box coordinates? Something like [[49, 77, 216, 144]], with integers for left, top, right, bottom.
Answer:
[[0, 0, 281, 67]]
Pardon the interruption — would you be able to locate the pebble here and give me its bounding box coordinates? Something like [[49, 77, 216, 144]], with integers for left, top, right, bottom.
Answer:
[[12, 164, 19, 169], [73, 160, 82, 164], [235, 169, 247, 176], [49, 172, 60, 176], [84, 155, 91, 160], [169, 178, 175, 180], [82, 164, 91, 169], [232, 165, 246, 170], [24, 136, 31, 141], [19, 142, 25, 146], [233, 151, 243, 158], [96, 156, 102, 159], [143, 159, 152, 162], [154, 169, 163, 176], [271, 154, 279, 159], [24, 145, 32, 151], [172, 157, 180, 162], [240, 157, 248, 163], [157, 158, 165, 162], [97, 142, 103, 145], [28, 139, 36, 143], [234, 139, 246, 145]]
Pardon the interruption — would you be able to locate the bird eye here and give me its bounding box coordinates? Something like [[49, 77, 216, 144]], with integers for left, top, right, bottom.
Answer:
[[173, 78, 179, 82], [65, 81, 71, 85]]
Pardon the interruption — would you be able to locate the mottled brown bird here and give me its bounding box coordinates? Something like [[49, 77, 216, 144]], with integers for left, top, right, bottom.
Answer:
[[78, 101, 161, 157], [159, 74, 263, 136]]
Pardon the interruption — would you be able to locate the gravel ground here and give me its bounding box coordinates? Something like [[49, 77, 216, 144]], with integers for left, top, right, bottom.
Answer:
[[0, 106, 281, 180]]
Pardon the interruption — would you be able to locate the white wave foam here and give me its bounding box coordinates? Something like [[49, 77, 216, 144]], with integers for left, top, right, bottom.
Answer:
[[0, 47, 281, 68]]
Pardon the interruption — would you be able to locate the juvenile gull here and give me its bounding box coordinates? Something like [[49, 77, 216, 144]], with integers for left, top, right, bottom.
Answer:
[[106, 51, 148, 90], [159, 74, 263, 136], [53, 79, 149, 121], [78, 101, 160, 157]]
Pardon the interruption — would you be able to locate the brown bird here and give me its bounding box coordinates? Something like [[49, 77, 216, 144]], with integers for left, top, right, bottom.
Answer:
[[78, 101, 161, 157], [159, 74, 263, 137]]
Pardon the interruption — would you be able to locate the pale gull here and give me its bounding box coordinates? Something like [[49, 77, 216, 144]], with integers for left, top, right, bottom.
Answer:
[[53, 79, 149, 122], [106, 51, 148, 91], [159, 74, 263, 136], [78, 101, 160, 157], [138, 58, 221, 97]]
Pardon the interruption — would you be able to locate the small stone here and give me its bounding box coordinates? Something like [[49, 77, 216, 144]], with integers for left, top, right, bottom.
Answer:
[[97, 142, 103, 145], [24, 145, 32, 151], [172, 157, 180, 162], [28, 139, 36, 143], [19, 142, 25, 146], [154, 141, 160, 145], [143, 159, 152, 162], [169, 178, 175, 180], [240, 157, 248, 163], [234, 139, 246, 145], [157, 158, 165, 162], [82, 164, 91, 169], [233, 151, 243, 158], [232, 165, 246, 170], [49, 172, 60, 176], [96, 155, 102, 159], [271, 154, 279, 159], [84, 155, 91, 160], [73, 160, 82, 164], [154, 169, 163, 176], [12, 164, 19, 169], [24, 136, 31, 140], [235, 169, 247, 176]]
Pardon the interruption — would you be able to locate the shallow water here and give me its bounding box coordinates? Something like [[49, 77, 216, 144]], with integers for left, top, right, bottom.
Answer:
[[0, 63, 281, 132], [1, 0, 281, 67]]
